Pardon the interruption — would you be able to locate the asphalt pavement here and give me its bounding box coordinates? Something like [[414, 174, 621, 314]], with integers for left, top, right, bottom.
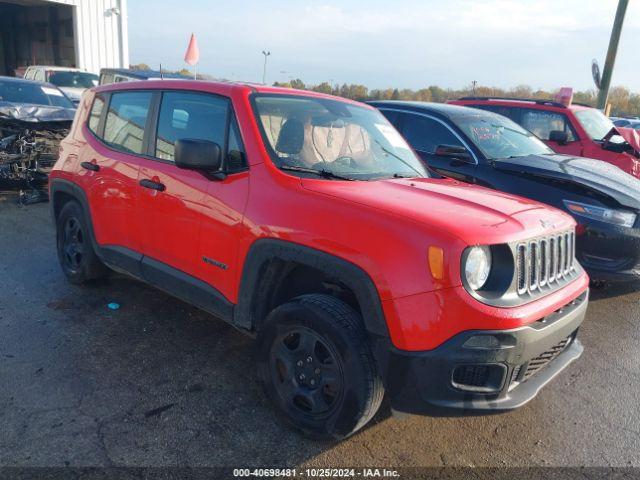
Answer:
[[1, 198, 639, 468]]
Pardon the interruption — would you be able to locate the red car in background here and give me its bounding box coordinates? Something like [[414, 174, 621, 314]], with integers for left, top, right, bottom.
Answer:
[[450, 97, 640, 179]]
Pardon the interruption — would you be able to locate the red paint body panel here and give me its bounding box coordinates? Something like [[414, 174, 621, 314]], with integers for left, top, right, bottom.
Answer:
[[52, 82, 589, 352], [450, 99, 640, 179]]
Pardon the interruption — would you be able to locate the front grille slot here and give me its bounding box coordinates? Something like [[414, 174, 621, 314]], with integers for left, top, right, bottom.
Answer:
[[539, 239, 548, 286], [515, 336, 573, 383], [529, 241, 538, 291], [517, 244, 527, 294], [515, 229, 576, 297]]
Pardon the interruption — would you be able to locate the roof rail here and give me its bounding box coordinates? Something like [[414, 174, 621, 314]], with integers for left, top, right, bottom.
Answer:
[[570, 102, 597, 108], [458, 96, 567, 109]]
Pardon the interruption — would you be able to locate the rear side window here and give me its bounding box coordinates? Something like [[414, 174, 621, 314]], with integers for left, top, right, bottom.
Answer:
[[88, 94, 105, 134], [399, 113, 463, 153], [103, 91, 153, 155], [155, 91, 229, 162], [520, 109, 576, 142]]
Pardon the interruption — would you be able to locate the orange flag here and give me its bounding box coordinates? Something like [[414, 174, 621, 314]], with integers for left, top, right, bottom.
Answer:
[[184, 33, 200, 66]]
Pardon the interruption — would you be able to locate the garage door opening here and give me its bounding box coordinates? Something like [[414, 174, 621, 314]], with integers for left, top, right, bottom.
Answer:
[[0, 0, 76, 77]]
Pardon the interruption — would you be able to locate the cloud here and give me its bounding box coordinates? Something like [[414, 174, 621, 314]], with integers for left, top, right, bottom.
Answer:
[[128, 0, 640, 91]]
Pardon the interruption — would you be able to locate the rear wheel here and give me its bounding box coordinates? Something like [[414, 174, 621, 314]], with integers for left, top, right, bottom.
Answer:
[[257, 294, 384, 439], [56, 200, 108, 284]]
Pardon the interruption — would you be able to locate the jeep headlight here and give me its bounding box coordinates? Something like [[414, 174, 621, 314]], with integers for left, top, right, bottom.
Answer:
[[564, 200, 637, 228], [463, 246, 492, 291]]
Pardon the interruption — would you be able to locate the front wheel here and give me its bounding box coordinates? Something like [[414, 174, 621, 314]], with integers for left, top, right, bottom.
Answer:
[[256, 294, 384, 439]]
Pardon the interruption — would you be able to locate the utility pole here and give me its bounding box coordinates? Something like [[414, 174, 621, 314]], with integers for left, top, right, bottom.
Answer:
[[471, 80, 478, 96], [262, 50, 271, 85], [597, 0, 629, 110]]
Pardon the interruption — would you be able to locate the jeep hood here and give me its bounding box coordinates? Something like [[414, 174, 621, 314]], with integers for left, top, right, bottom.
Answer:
[[492, 153, 640, 211], [302, 177, 573, 245], [0, 101, 76, 124]]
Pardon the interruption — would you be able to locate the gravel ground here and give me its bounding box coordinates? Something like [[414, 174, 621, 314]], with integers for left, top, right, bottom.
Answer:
[[0, 198, 639, 468]]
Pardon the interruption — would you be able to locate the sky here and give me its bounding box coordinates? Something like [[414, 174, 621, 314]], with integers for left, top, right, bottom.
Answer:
[[128, 0, 640, 92]]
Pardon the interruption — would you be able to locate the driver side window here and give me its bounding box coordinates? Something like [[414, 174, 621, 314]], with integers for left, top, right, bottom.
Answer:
[[520, 109, 576, 142], [399, 113, 463, 153]]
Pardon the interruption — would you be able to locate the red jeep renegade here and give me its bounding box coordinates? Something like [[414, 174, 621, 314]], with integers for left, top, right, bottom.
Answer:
[[50, 81, 590, 439]]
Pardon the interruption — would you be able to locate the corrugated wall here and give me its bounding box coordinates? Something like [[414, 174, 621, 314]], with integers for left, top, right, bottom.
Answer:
[[47, 0, 129, 73]]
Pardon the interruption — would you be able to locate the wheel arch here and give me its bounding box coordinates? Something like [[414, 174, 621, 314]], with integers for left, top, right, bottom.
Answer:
[[235, 239, 390, 340]]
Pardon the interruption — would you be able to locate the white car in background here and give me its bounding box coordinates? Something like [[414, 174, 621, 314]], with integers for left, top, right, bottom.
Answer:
[[23, 66, 98, 104]]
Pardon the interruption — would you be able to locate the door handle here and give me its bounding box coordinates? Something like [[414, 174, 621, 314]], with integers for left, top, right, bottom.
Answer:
[[81, 161, 100, 172], [139, 179, 166, 192]]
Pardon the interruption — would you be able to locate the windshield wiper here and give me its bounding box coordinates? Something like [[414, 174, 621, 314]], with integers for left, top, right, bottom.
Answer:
[[280, 165, 355, 181], [373, 140, 425, 177]]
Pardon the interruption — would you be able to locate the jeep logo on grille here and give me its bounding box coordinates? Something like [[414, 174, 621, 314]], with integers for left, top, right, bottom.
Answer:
[[540, 219, 556, 229]]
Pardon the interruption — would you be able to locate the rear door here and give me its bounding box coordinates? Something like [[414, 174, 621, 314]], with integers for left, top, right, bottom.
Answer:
[[79, 90, 152, 273]]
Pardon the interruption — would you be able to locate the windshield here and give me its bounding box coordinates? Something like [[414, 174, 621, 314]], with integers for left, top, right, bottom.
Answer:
[[252, 94, 428, 180], [47, 71, 99, 89], [574, 108, 616, 141], [452, 112, 554, 160], [0, 80, 74, 108]]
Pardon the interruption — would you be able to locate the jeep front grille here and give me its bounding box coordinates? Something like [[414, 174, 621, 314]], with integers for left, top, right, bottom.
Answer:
[[516, 230, 575, 296]]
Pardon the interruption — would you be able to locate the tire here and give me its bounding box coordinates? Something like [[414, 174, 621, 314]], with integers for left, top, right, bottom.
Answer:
[[56, 200, 109, 284], [256, 294, 384, 439]]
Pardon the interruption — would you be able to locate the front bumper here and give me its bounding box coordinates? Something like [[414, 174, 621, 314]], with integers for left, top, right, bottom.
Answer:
[[577, 221, 640, 282], [382, 289, 588, 415]]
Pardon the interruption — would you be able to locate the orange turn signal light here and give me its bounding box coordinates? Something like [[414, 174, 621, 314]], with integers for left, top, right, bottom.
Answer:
[[567, 203, 586, 213], [428, 246, 445, 280]]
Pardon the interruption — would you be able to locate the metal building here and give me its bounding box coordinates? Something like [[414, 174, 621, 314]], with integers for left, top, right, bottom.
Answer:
[[0, 0, 129, 76]]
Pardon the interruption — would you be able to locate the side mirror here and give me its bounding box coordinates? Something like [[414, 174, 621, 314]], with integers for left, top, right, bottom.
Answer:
[[434, 144, 472, 161], [549, 130, 568, 145], [175, 139, 222, 172]]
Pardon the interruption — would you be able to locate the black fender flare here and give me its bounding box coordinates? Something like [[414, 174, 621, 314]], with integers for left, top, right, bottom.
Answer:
[[50, 178, 92, 232], [234, 238, 390, 340], [49, 178, 144, 276]]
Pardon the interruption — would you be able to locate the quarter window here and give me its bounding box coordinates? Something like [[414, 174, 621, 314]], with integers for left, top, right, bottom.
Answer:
[[399, 113, 463, 153], [103, 91, 153, 155], [88, 94, 105, 134], [155, 92, 228, 162], [226, 119, 247, 173]]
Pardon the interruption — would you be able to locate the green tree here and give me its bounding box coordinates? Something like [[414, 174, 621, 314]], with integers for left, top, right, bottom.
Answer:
[[290, 78, 306, 90], [312, 82, 333, 94]]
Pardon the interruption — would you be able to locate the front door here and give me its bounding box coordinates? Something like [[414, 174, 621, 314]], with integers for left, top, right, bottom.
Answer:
[[519, 108, 582, 156], [394, 112, 478, 184], [136, 90, 249, 305]]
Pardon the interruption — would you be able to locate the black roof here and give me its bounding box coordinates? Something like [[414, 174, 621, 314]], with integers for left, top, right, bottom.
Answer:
[[99, 68, 190, 80], [368, 100, 490, 119]]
